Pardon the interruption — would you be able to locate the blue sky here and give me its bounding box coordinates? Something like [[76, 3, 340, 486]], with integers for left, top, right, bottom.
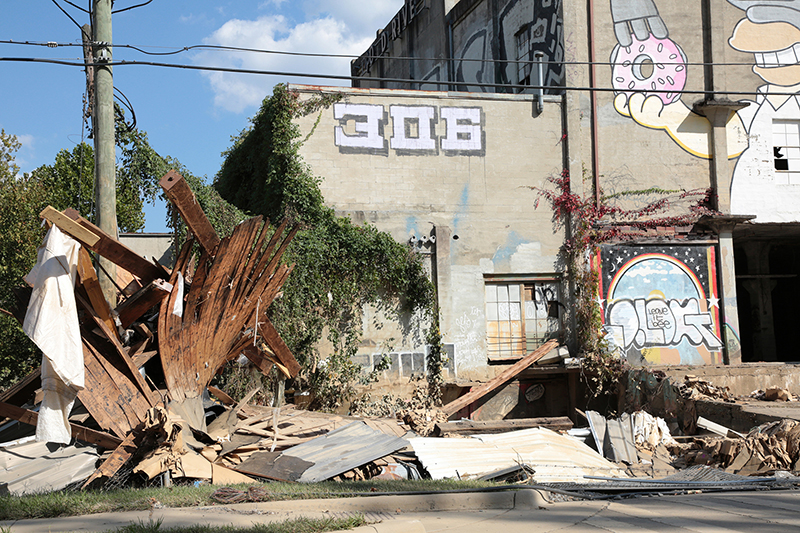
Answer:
[[1, 0, 403, 231]]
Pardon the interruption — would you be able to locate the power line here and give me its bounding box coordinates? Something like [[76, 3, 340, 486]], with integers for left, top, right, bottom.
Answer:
[[50, 0, 86, 31], [0, 55, 780, 98], [62, 0, 90, 13], [0, 39, 762, 68], [112, 0, 154, 14]]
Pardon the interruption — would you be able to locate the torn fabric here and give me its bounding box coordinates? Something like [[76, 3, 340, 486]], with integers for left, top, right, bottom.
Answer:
[[23, 225, 84, 444]]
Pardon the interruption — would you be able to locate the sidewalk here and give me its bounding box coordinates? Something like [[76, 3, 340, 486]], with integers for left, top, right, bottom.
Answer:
[[2, 488, 799, 533]]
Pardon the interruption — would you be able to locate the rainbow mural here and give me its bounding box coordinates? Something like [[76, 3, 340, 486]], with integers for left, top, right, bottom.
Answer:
[[596, 245, 722, 366]]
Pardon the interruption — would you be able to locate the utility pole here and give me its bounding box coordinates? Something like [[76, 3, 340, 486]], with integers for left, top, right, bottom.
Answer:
[[91, 0, 118, 305]]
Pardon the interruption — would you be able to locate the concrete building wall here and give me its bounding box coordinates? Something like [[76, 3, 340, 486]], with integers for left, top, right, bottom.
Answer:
[[353, 0, 564, 95], [339, 0, 800, 368], [293, 86, 565, 379]]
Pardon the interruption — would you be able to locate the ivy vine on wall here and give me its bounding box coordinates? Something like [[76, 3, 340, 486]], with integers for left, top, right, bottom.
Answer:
[[533, 168, 715, 398], [215, 84, 444, 410]]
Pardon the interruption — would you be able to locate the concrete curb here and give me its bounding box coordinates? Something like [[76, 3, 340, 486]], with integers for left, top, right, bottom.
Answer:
[[234, 488, 550, 514], [0, 490, 550, 533], [349, 520, 426, 533]]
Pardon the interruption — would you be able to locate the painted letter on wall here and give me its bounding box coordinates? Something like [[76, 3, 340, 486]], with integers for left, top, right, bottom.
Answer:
[[334, 103, 387, 153], [333, 103, 484, 156]]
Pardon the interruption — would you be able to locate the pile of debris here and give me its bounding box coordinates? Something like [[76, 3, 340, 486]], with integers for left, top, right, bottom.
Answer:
[[677, 375, 735, 402], [681, 419, 800, 474], [0, 170, 307, 491], [750, 387, 799, 402]]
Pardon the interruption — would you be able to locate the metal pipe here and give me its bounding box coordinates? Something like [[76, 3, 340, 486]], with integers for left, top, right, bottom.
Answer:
[[588, 0, 601, 206], [535, 50, 544, 114]]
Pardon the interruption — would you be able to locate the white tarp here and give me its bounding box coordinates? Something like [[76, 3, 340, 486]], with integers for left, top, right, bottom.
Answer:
[[23, 225, 84, 444]]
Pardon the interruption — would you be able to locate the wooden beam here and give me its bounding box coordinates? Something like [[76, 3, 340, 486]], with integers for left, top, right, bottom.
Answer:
[[76, 247, 118, 338], [160, 170, 220, 255], [0, 367, 41, 407], [259, 316, 301, 378], [0, 401, 122, 449], [63, 208, 165, 284], [441, 339, 559, 417], [435, 416, 574, 436], [82, 429, 139, 488], [115, 278, 172, 329], [40, 206, 100, 247], [241, 344, 275, 378]]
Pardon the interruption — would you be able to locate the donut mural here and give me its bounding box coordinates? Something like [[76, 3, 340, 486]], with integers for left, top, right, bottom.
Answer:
[[595, 245, 723, 366], [610, 35, 687, 104], [609, 0, 800, 224]]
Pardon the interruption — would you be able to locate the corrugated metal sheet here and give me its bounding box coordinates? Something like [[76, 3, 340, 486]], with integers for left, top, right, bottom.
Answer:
[[282, 421, 408, 483], [410, 427, 630, 483], [0, 440, 99, 495]]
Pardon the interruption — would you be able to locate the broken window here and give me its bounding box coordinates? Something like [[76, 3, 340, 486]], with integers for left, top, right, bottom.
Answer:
[[484, 277, 562, 361], [772, 120, 800, 184]]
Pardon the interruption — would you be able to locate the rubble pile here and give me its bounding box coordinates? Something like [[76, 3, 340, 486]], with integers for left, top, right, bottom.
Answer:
[[677, 375, 735, 402], [1, 200, 799, 496], [750, 387, 799, 402], [351, 381, 448, 437], [0, 170, 304, 490], [683, 419, 800, 474]]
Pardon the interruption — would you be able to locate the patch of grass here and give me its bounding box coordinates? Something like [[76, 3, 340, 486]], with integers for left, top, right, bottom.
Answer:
[[0, 479, 498, 521], [110, 515, 365, 533]]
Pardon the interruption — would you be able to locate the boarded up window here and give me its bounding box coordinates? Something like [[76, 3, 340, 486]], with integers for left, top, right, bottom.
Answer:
[[485, 278, 562, 361]]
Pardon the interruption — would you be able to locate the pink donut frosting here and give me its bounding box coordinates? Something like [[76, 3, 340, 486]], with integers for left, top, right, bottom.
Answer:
[[611, 34, 687, 105]]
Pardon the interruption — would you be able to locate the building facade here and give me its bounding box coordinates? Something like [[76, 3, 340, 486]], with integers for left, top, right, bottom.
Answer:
[[293, 0, 800, 379]]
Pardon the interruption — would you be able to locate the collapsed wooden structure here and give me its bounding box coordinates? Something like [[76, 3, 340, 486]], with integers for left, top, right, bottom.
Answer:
[[0, 170, 301, 486]]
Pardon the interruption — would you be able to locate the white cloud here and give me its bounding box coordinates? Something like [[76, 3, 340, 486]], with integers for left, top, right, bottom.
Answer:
[[259, 0, 288, 8], [300, 0, 404, 40], [196, 0, 404, 114]]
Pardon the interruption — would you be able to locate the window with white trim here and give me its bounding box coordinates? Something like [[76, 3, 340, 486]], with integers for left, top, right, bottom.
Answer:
[[772, 119, 800, 184], [484, 277, 562, 361]]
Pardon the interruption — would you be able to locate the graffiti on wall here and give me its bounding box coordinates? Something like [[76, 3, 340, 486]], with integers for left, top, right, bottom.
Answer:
[[333, 103, 485, 156], [352, 0, 424, 76], [455, 0, 564, 93], [453, 306, 486, 368], [597, 245, 723, 365], [609, 0, 800, 223]]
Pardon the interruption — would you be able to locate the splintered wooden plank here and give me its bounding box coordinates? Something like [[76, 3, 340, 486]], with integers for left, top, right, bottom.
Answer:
[[208, 386, 234, 406], [0, 367, 41, 407], [0, 401, 122, 449], [435, 417, 574, 435], [63, 208, 165, 283], [131, 350, 158, 369], [79, 330, 153, 437], [115, 278, 172, 329], [241, 344, 275, 377], [39, 206, 100, 247], [260, 316, 301, 378], [76, 247, 118, 337], [160, 170, 220, 255], [82, 430, 139, 489], [441, 339, 559, 417], [76, 292, 156, 405], [159, 215, 299, 402]]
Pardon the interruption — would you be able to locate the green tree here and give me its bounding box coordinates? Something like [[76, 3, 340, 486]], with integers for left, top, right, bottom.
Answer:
[[31, 129, 168, 233], [0, 130, 49, 387], [0, 128, 240, 390]]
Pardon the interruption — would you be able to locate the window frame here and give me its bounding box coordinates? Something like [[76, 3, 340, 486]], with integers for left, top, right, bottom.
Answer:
[[484, 274, 563, 361], [772, 119, 800, 184]]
